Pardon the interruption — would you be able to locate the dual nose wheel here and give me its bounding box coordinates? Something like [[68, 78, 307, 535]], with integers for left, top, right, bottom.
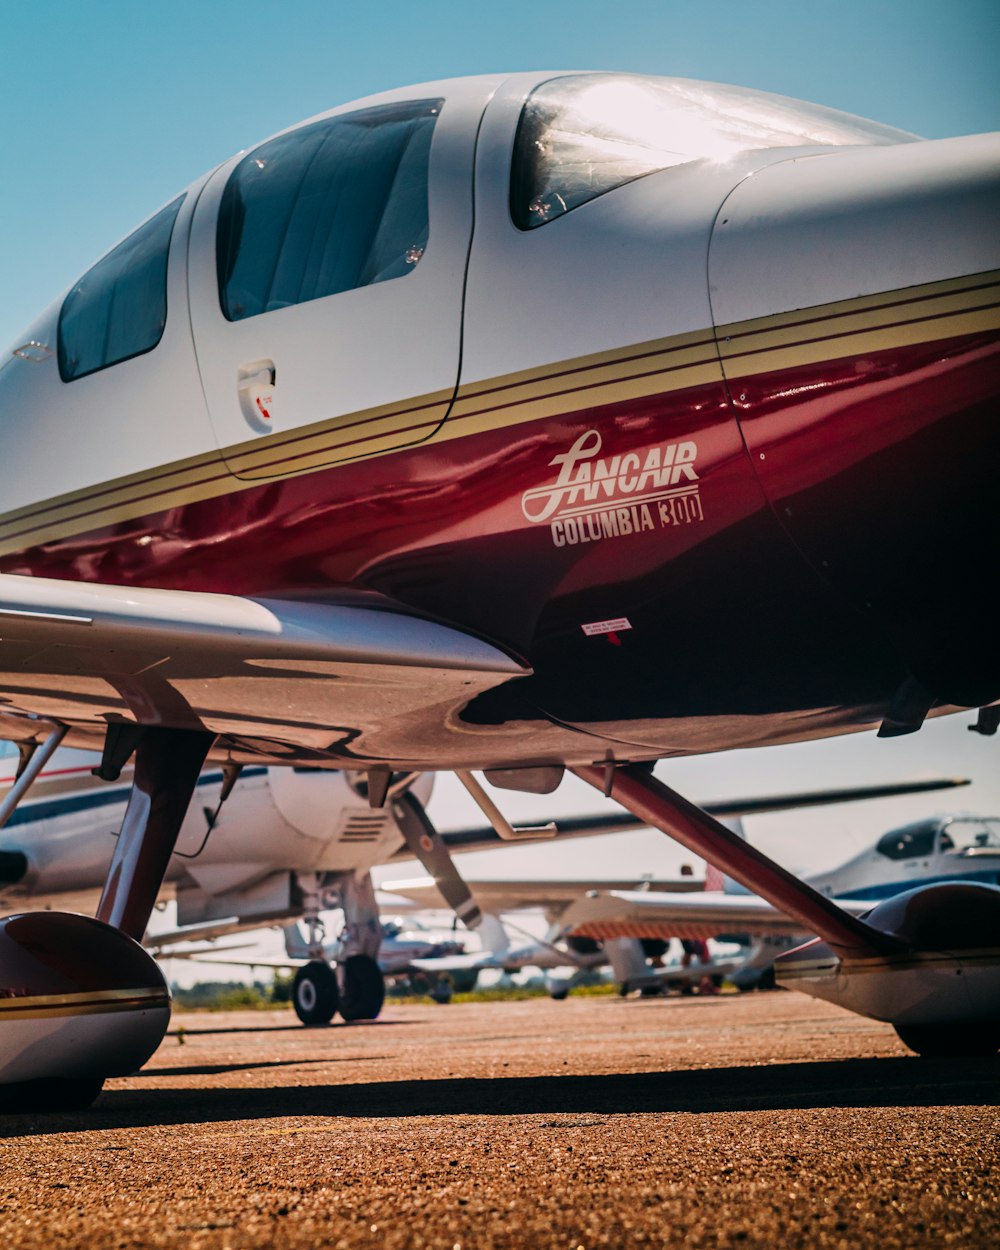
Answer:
[[292, 956, 385, 1025]]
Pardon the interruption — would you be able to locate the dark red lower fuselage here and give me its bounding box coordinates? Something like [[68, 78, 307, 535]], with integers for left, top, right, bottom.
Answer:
[[5, 317, 999, 762]]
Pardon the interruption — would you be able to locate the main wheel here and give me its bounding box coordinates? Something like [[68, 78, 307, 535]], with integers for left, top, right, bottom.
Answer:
[[450, 969, 479, 995], [0, 1077, 105, 1113], [292, 961, 339, 1025], [338, 954, 386, 1021], [894, 1020, 1000, 1057], [429, 977, 452, 1004]]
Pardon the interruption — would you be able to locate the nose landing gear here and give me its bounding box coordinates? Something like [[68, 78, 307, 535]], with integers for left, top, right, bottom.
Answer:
[[287, 873, 386, 1025]]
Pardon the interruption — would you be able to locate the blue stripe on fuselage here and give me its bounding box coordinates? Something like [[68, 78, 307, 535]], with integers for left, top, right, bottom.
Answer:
[[836, 869, 1000, 899], [1, 768, 268, 829]]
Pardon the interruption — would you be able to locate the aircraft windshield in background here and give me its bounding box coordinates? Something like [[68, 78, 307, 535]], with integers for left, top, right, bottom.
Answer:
[[1, 71, 998, 1107]]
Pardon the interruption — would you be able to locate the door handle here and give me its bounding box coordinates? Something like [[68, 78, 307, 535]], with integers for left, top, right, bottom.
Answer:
[[237, 360, 276, 432]]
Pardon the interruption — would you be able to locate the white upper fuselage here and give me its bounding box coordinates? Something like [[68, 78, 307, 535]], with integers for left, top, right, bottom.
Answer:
[[808, 816, 1000, 902], [1, 72, 929, 523]]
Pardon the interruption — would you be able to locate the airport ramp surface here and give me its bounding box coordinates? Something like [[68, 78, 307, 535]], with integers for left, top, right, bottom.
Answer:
[[2, 994, 997, 1250]]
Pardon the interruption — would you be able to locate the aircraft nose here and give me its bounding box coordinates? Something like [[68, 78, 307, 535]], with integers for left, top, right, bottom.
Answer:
[[708, 131, 1000, 325], [708, 132, 1000, 712]]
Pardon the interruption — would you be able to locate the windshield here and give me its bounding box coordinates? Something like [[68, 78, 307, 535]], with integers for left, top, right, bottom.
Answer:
[[511, 73, 917, 229], [875, 821, 939, 860], [938, 818, 1000, 853]]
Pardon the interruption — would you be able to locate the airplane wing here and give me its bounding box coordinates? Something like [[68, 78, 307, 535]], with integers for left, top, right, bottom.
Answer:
[[382, 775, 969, 859], [179, 955, 299, 969], [560, 889, 875, 941], [379, 875, 703, 911], [0, 573, 527, 765], [150, 943, 272, 963], [409, 950, 504, 974]]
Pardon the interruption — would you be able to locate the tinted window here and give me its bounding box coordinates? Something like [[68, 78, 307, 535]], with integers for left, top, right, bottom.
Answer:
[[875, 821, 939, 861], [58, 197, 184, 381], [511, 74, 916, 229], [217, 100, 441, 321]]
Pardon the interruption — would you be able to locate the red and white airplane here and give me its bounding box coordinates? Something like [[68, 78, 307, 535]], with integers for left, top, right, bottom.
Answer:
[[1, 71, 998, 1107]]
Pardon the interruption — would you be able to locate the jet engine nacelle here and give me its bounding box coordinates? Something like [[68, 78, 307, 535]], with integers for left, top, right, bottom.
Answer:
[[775, 882, 1000, 1056], [0, 912, 170, 1103]]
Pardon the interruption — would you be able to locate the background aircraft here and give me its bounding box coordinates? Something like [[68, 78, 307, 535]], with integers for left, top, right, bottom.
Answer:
[[155, 917, 474, 1010], [1, 68, 998, 1105], [387, 813, 1000, 992], [566, 814, 1000, 968], [4, 741, 955, 1021]]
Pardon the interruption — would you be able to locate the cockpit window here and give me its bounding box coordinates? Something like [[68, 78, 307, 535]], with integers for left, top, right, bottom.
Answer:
[[938, 818, 1000, 853], [58, 196, 185, 381], [510, 73, 917, 230], [875, 820, 939, 861], [217, 99, 442, 321]]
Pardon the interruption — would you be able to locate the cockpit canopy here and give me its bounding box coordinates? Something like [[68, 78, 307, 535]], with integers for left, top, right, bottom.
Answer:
[[510, 72, 917, 229], [876, 817, 1000, 860]]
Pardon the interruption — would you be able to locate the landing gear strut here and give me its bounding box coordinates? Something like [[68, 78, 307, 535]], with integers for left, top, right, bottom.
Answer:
[[286, 872, 387, 1025], [572, 763, 1000, 1055]]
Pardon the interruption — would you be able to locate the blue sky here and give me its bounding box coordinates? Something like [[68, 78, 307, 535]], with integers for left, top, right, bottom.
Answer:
[[4, 1, 1000, 884]]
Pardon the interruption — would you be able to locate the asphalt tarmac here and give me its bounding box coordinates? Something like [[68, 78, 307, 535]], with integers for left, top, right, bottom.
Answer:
[[2, 992, 998, 1249]]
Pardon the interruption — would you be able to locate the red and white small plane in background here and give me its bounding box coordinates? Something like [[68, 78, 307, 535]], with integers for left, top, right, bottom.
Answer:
[[1, 71, 998, 1107]]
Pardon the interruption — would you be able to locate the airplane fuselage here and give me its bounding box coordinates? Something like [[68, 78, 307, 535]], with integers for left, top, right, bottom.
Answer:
[[2, 74, 998, 770]]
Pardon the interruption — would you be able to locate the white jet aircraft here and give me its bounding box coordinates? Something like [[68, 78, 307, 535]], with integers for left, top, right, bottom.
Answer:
[[1, 71, 998, 1106]]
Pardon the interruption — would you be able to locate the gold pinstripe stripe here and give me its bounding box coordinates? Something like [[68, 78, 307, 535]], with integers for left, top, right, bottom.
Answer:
[[779, 947, 1000, 978], [719, 286, 1000, 357], [222, 386, 455, 479], [0, 447, 226, 530], [0, 986, 169, 1019], [722, 305, 1000, 381], [715, 269, 1000, 339], [1, 271, 997, 556], [211, 334, 722, 480]]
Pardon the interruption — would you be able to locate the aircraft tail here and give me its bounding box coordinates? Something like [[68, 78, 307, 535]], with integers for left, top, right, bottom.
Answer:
[[705, 818, 746, 893]]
